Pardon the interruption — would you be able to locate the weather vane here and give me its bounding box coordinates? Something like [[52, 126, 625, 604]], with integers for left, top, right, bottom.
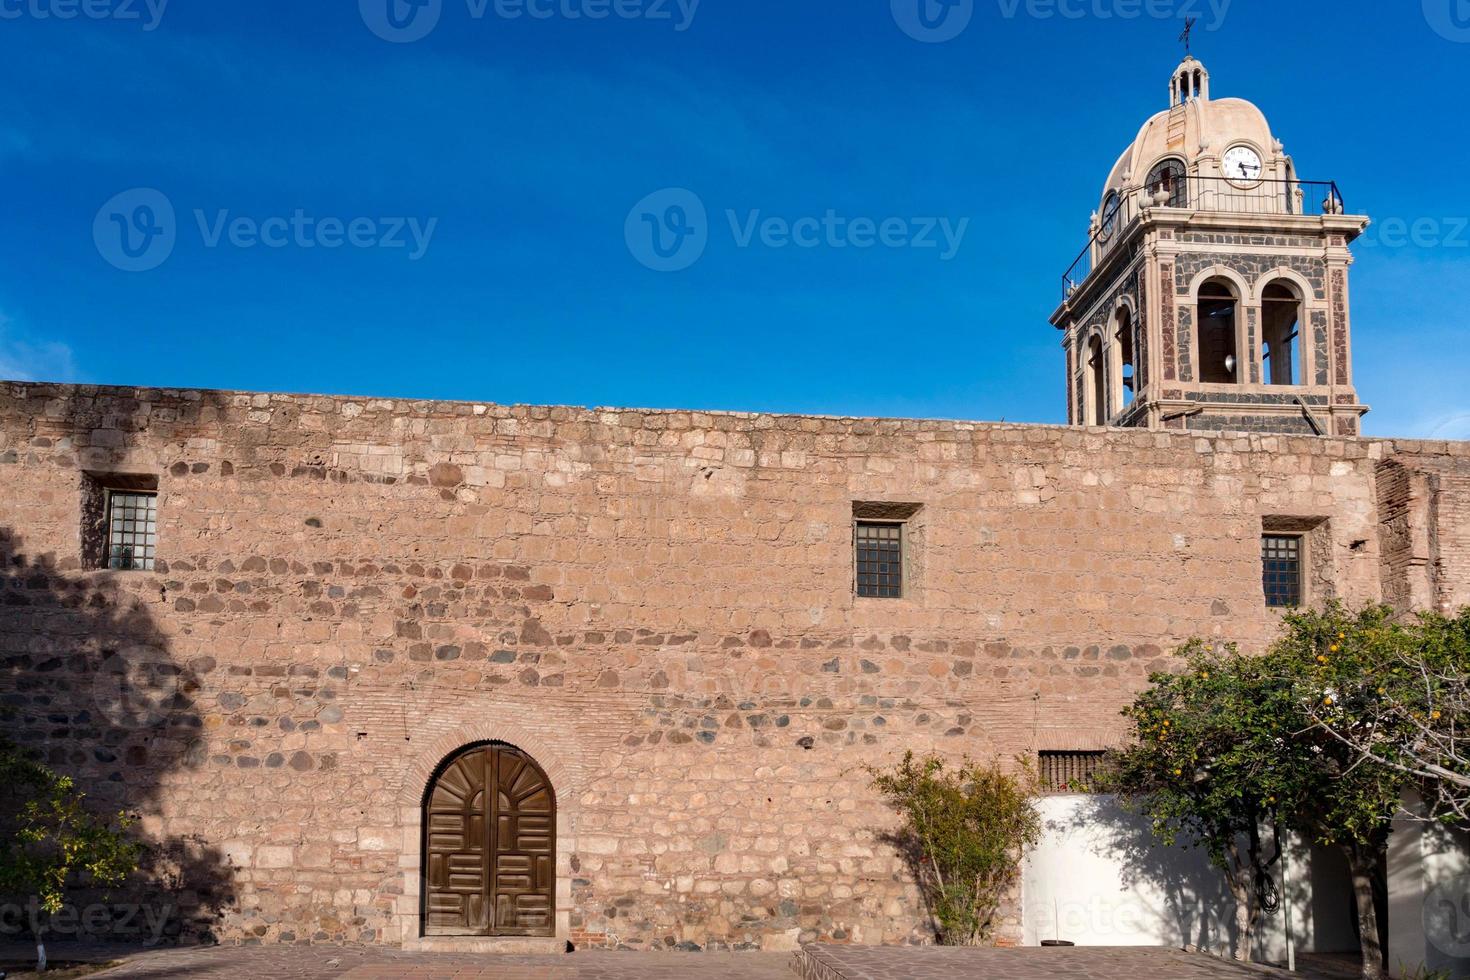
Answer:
[[1179, 17, 1197, 55]]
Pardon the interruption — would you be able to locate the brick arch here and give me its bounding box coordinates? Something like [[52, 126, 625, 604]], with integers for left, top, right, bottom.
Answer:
[[396, 721, 577, 811], [1251, 266, 1321, 309], [1185, 264, 1253, 303], [1111, 292, 1138, 321], [391, 720, 579, 946]]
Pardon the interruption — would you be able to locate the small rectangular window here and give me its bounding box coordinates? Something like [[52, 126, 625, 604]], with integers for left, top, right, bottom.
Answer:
[[855, 521, 903, 599], [1040, 751, 1106, 793], [105, 490, 158, 571], [1262, 534, 1302, 608]]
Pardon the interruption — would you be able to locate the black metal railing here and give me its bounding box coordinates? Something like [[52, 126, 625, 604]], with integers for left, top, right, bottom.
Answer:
[[1061, 177, 1346, 301]]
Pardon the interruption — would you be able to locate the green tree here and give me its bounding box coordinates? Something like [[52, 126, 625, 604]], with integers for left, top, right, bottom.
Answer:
[[1110, 608, 1418, 980], [0, 738, 141, 972], [1298, 607, 1470, 824], [1266, 605, 1420, 980], [868, 752, 1041, 946], [1106, 643, 1299, 964]]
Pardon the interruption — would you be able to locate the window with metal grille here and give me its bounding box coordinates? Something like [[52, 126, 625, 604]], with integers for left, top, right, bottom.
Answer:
[[1262, 534, 1302, 608], [106, 491, 158, 571], [855, 521, 903, 598], [1039, 751, 1106, 793]]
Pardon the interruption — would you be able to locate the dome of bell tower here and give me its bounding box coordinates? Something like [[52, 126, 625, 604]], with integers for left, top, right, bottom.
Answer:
[[1099, 57, 1285, 212]]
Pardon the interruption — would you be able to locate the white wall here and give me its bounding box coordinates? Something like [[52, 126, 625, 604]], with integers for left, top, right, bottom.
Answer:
[[1388, 802, 1470, 980], [1022, 795, 1357, 964]]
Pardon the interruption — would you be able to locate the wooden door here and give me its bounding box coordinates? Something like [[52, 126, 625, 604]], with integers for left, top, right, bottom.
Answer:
[[423, 744, 555, 937]]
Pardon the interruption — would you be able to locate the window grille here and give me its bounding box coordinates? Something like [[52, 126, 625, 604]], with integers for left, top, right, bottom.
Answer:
[[855, 521, 903, 598], [1039, 751, 1106, 792], [1262, 534, 1302, 608], [106, 491, 158, 571]]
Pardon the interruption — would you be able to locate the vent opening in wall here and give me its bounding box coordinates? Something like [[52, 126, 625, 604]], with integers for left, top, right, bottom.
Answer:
[[1039, 750, 1107, 793]]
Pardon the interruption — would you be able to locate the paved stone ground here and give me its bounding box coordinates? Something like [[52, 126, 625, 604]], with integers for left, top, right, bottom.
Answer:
[[4, 943, 1360, 980], [795, 944, 1332, 980], [3, 944, 798, 980]]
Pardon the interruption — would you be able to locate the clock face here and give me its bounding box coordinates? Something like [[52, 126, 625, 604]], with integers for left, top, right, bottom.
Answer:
[[1223, 145, 1264, 186], [1100, 191, 1121, 240]]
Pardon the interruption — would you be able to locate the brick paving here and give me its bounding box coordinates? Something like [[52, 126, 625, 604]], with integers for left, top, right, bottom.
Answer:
[[795, 944, 1295, 980], [61, 944, 798, 980], [6, 942, 1356, 980]]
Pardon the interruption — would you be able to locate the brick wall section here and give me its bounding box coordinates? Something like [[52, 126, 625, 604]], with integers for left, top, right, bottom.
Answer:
[[1376, 456, 1470, 614], [0, 382, 1466, 950], [1376, 460, 1423, 610], [1439, 474, 1470, 610]]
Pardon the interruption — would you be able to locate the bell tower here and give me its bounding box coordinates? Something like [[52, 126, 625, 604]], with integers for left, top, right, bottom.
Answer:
[[1050, 57, 1371, 436]]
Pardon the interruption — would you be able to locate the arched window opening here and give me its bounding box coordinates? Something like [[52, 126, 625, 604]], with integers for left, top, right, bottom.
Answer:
[[1146, 159, 1188, 208], [1262, 282, 1302, 386], [1085, 335, 1106, 425], [1198, 280, 1240, 384], [1112, 309, 1136, 413]]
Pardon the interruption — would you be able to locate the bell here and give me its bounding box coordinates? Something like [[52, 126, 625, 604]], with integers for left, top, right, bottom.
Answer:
[[1225, 355, 1237, 375]]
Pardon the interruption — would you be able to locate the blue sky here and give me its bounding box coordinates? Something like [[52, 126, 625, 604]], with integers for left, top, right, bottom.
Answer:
[[1, 0, 1467, 438]]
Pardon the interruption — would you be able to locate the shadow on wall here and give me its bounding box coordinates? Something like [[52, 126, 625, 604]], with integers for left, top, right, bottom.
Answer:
[[1032, 794, 1239, 953], [1025, 795, 1357, 962], [0, 527, 234, 946]]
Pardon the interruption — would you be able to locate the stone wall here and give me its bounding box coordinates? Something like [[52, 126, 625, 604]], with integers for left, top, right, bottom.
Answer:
[[0, 382, 1465, 950]]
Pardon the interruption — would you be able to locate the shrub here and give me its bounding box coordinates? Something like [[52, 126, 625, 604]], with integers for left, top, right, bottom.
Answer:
[[868, 752, 1040, 946]]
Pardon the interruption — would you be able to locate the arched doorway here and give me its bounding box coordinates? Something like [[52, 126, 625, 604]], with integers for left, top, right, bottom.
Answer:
[[422, 742, 556, 938]]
